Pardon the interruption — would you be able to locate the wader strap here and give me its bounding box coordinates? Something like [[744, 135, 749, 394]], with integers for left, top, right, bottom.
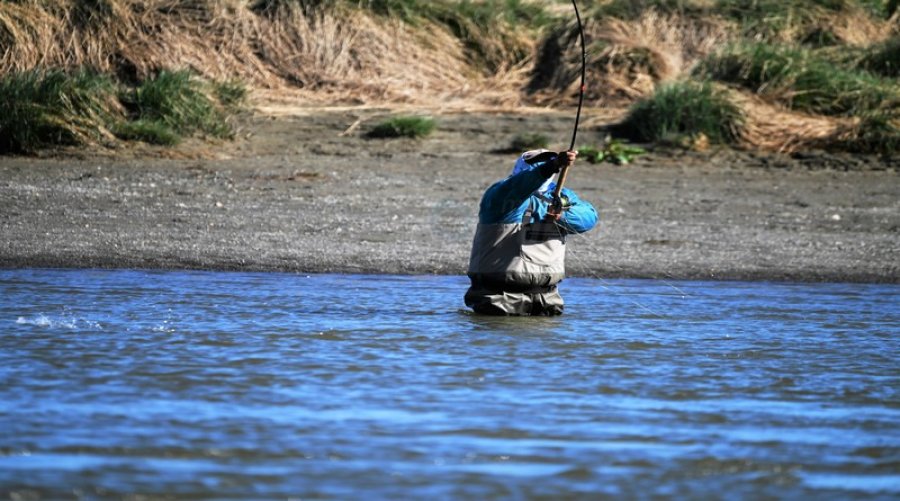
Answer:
[[522, 197, 564, 242], [469, 275, 557, 294]]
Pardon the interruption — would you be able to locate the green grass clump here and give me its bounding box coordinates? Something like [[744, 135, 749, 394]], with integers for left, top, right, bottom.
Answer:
[[121, 70, 232, 139], [509, 132, 550, 151], [367, 116, 435, 139], [0, 69, 118, 153], [699, 43, 899, 117], [858, 37, 900, 78], [113, 120, 180, 146], [615, 80, 744, 144]]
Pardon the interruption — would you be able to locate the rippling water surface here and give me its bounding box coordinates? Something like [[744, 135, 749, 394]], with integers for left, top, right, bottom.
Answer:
[[1, 269, 898, 499]]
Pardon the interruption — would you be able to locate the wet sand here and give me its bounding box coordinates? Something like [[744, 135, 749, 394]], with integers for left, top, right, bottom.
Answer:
[[1, 107, 898, 283]]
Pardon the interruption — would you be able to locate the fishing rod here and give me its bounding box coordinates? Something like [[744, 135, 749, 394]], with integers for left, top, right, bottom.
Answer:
[[551, 0, 586, 211]]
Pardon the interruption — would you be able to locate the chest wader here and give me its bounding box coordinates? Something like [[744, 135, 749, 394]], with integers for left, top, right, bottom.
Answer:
[[465, 201, 567, 316]]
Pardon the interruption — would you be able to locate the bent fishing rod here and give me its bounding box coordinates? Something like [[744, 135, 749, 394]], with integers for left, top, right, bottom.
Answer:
[[551, 0, 586, 209]]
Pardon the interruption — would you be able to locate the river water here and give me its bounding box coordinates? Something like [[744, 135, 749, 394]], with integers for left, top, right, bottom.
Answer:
[[1, 269, 898, 499]]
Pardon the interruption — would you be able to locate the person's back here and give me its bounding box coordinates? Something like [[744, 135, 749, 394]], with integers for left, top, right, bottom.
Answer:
[[465, 150, 598, 316]]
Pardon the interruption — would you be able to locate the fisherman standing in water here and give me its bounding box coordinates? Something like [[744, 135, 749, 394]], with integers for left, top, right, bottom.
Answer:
[[465, 149, 598, 316]]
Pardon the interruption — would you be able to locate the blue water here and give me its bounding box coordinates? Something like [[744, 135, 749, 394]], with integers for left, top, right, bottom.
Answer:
[[1, 269, 898, 499]]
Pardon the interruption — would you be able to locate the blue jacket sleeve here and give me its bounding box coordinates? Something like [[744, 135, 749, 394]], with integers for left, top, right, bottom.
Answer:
[[479, 167, 552, 224], [557, 188, 598, 234]]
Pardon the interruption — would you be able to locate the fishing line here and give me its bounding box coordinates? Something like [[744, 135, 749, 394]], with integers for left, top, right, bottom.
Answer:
[[559, 218, 697, 300], [559, 225, 718, 326], [557, 2, 703, 307], [553, 223, 668, 318]]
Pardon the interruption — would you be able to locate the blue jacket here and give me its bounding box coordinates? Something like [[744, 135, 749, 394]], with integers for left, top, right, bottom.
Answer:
[[479, 162, 598, 234]]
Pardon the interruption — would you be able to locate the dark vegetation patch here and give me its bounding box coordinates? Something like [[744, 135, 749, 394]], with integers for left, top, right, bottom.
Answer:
[[0, 68, 244, 153], [367, 116, 436, 139], [858, 36, 900, 78]]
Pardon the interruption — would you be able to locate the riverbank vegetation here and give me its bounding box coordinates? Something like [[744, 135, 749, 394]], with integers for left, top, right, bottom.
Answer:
[[0, 69, 244, 153], [0, 0, 896, 155]]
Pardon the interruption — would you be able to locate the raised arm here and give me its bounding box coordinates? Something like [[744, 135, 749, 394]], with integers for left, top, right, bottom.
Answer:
[[479, 157, 561, 223]]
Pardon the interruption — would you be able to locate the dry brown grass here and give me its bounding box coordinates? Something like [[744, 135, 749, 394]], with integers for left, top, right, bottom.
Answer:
[[0, 2, 63, 72], [1, 1, 894, 154], [755, 4, 898, 46], [0, 0, 524, 106], [732, 91, 851, 153], [817, 9, 899, 46], [597, 10, 732, 82], [530, 9, 733, 106]]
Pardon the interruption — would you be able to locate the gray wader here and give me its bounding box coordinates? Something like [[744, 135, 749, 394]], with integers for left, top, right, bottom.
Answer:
[[465, 202, 566, 316]]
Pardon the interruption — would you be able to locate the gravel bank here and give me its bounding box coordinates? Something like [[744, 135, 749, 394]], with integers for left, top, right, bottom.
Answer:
[[1, 109, 897, 283]]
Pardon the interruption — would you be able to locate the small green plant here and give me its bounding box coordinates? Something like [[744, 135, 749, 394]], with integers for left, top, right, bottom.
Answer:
[[579, 139, 646, 165], [509, 132, 550, 151], [367, 115, 435, 139], [615, 80, 744, 144]]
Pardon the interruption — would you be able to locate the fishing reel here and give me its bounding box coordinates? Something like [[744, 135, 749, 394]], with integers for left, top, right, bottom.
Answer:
[[546, 194, 571, 220]]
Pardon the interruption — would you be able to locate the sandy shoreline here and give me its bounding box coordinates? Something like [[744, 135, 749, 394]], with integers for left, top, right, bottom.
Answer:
[[1, 108, 898, 283]]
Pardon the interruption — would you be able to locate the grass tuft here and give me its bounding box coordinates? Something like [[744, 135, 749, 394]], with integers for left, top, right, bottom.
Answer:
[[367, 116, 435, 139], [615, 80, 744, 144], [0, 69, 118, 153], [121, 70, 232, 139]]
